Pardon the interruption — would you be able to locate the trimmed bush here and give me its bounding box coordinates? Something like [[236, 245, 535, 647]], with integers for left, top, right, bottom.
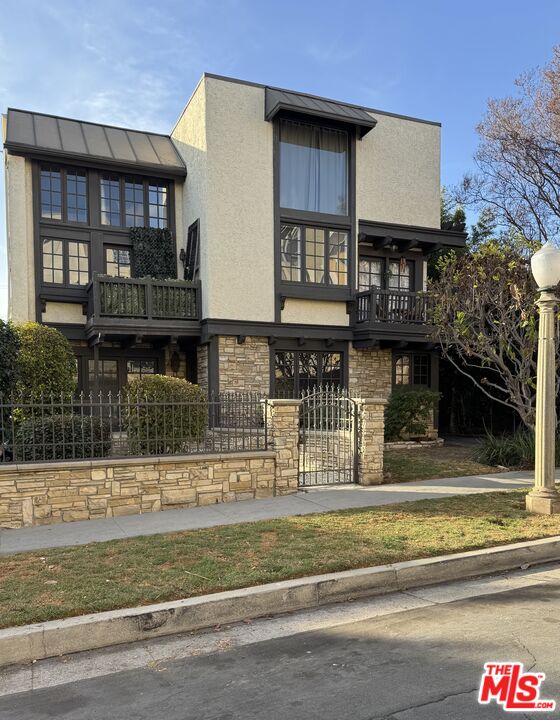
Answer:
[[122, 375, 207, 455], [385, 388, 441, 441], [0, 320, 20, 398], [475, 428, 560, 469], [15, 322, 76, 397], [14, 414, 112, 462]]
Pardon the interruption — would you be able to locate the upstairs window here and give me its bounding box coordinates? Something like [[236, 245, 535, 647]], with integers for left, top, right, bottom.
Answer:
[[279, 119, 348, 216], [100, 174, 121, 226], [101, 175, 169, 228], [280, 223, 348, 286], [42, 238, 89, 286], [40, 165, 88, 223], [105, 247, 131, 278]]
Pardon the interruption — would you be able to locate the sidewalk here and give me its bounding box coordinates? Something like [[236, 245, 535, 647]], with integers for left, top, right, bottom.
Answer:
[[0, 470, 542, 555]]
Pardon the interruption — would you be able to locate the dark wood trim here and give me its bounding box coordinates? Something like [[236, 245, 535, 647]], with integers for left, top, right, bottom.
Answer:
[[207, 335, 220, 396], [201, 318, 353, 343], [359, 219, 467, 251]]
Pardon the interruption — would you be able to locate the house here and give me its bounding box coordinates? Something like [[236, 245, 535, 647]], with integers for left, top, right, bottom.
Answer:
[[2, 74, 466, 424]]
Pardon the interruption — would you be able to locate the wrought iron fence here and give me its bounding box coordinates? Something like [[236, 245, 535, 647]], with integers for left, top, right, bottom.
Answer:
[[0, 391, 267, 464]]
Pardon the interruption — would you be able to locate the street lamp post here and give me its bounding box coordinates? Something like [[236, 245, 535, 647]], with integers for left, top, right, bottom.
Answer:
[[527, 242, 560, 514]]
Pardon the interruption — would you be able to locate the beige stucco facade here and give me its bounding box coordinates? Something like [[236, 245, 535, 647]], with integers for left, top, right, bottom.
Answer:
[[41, 301, 85, 325], [4, 153, 36, 323], [173, 76, 275, 323], [281, 298, 349, 326], [356, 112, 440, 228]]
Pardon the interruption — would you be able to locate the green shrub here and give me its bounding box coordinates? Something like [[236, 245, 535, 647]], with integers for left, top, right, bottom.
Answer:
[[384, 388, 441, 441], [122, 375, 207, 455], [475, 428, 560, 469], [14, 414, 112, 462], [15, 322, 76, 397], [0, 320, 20, 398]]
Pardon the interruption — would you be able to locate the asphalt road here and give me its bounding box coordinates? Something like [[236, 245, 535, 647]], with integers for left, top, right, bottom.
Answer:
[[1, 565, 560, 719]]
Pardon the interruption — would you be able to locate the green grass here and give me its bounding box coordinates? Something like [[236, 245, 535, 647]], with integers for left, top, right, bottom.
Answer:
[[1, 489, 560, 629], [384, 443, 497, 483]]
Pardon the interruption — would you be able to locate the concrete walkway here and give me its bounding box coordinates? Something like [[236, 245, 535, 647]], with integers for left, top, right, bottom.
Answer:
[[0, 470, 543, 555]]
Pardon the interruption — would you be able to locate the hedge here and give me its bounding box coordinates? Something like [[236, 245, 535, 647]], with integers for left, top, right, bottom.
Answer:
[[384, 388, 441, 441], [0, 320, 20, 398], [130, 227, 176, 280], [122, 375, 207, 455], [15, 322, 76, 397], [14, 414, 112, 462]]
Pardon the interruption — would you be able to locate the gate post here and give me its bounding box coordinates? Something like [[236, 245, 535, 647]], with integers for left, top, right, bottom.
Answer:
[[355, 398, 387, 486], [265, 399, 302, 495]]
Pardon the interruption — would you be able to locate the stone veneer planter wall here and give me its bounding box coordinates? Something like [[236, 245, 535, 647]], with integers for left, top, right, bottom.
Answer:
[[0, 451, 277, 529]]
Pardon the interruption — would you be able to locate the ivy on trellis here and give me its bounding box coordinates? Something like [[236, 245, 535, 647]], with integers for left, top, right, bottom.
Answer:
[[130, 227, 177, 280]]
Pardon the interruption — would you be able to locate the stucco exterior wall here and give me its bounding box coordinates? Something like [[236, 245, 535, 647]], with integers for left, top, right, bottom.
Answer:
[[42, 302, 86, 325], [5, 154, 36, 323], [356, 113, 440, 228], [171, 79, 209, 315], [281, 299, 349, 326], [204, 77, 275, 322]]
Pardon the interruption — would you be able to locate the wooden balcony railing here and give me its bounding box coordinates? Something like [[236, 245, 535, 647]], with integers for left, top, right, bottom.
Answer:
[[87, 275, 200, 322], [354, 288, 433, 326]]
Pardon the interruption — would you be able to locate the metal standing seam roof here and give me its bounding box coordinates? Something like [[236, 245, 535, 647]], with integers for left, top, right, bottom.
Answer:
[[264, 87, 377, 138], [3, 109, 186, 176]]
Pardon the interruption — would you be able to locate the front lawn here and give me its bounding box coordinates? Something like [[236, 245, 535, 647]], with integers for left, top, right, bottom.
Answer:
[[1, 489, 559, 629], [384, 442, 498, 483]]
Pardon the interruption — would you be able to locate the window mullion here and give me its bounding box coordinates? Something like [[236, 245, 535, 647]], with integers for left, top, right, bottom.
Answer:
[[324, 228, 330, 286]]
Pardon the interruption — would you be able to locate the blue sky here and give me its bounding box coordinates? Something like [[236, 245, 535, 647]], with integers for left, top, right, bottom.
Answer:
[[1, 0, 560, 319]]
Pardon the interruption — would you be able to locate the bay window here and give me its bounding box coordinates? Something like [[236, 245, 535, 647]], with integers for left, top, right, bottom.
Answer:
[[40, 165, 88, 223], [100, 175, 168, 228]]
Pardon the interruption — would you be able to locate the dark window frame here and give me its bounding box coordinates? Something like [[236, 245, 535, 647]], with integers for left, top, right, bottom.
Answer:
[[280, 222, 349, 288], [358, 248, 423, 293], [41, 236, 91, 288], [184, 219, 200, 281], [40, 164, 89, 225], [100, 174, 169, 229], [392, 352, 431, 388], [272, 346, 346, 397], [274, 113, 356, 315], [104, 245, 132, 277]]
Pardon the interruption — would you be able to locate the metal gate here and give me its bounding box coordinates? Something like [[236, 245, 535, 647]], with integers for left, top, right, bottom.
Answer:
[[298, 386, 358, 486]]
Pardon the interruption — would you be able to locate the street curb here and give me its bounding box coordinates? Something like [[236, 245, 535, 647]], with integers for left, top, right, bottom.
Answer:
[[2, 535, 560, 668]]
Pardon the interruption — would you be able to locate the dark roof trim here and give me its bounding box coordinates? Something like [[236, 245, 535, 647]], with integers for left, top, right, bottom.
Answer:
[[265, 88, 376, 138], [3, 108, 186, 177], [359, 219, 467, 251], [203, 72, 441, 128]]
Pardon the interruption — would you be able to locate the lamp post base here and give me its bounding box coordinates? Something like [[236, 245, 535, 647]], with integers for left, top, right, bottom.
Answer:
[[526, 493, 560, 515]]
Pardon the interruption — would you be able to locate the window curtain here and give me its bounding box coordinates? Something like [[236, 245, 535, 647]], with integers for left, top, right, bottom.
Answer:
[[279, 120, 348, 215]]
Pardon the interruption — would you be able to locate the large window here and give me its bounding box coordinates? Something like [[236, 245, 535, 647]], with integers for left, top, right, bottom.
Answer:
[[358, 258, 383, 291], [280, 223, 348, 286], [388, 259, 413, 291], [41, 165, 88, 223], [279, 119, 348, 215], [274, 350, 343, 397], [42, 238, 89, 286], [394, 353, 430, 387], [101, 175, 168, 228]]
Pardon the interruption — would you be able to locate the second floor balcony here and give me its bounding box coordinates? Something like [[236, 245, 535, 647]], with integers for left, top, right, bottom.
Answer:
[[85, 274, 201, 339], [351, 287, 434, 346]]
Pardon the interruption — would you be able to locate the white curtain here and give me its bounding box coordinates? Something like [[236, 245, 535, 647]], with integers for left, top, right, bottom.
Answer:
[[279, 120, 348, 215]]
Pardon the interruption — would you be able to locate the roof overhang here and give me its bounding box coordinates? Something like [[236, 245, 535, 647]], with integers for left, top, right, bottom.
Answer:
[[3, 109, 187, 178], [358, 219, 467, 254], [265, 87, 377, 138]]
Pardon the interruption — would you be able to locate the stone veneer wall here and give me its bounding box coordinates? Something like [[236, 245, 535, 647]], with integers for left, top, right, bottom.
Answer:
[[348, 347, 393, 400], [0, 452, 276, 529], [197, 344, 209, 394], [218, 336, 270, 394]]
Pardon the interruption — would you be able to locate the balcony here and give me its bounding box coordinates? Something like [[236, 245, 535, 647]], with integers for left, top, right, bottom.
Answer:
[[85, 274, 201, 340], [351, 288, 434, 346]]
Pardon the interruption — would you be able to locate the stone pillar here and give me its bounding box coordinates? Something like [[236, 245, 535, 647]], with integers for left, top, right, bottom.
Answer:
[[527, 290, 560, 514], [265, 399, 301, 496], [356, 398, 386, 486]]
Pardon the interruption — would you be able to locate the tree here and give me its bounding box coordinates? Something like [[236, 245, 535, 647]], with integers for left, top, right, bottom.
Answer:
[[15, 322, 76, 397], [459, 46, 560, 244], [0, 320, 20, 398], [431, 243, 553, 429]]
